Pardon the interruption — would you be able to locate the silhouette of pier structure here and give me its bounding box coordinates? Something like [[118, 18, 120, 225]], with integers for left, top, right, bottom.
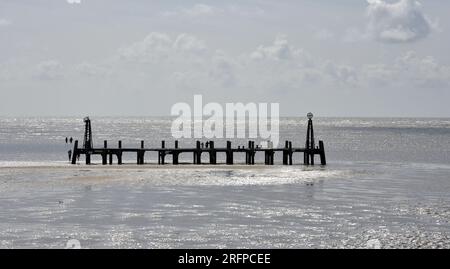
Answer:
[[71, 114, 326, 166]]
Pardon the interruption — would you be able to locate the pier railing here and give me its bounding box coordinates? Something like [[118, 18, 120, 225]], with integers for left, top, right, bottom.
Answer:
[[71, 139, 326, 166]]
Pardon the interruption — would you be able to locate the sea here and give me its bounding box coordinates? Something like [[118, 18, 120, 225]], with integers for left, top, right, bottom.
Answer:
[[0, 117, 449, 248]]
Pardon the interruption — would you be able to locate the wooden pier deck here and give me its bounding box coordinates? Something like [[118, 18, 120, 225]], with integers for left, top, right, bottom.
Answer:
[[71, 140, 326, 166]]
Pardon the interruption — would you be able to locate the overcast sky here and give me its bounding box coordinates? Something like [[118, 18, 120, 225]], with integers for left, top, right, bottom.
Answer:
[[0, 0, 449, 117]]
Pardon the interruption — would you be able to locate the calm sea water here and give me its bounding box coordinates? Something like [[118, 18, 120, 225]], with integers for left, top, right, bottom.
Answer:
[[0, 117, 450, 248]]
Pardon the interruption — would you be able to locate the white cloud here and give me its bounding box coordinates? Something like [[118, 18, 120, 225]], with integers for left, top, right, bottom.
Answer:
[[75, 62, 111, 77], [366, 0, 434, 43], [227, 5, 265, 17], [118, 32, 173, 63], [35, 60, 64, 80], [249, 36, 314, 70], [0, 19, 12, 27], [209, 51, 238, 87], [116, 33, 450, 94], [361, 51, 450, 88], [173, 34, 207, 55], [25, 33, 447, 99], [395, 51, 450, 88], [313, 29, 335, 41], [324, 62, 358, 86], [162, 4, 217, 17], [161, 4, 265, 18], [343, 27, 366, 43], [250, 36, 299, 61], [67, 0, 81, 4], [118, 32, 210, 65]]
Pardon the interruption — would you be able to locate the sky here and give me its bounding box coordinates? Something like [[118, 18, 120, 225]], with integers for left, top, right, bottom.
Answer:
[[0, 0, 449, 117]]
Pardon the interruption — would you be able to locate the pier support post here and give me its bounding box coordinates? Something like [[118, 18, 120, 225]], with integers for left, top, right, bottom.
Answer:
[[117, 141, 122, 165], [246, 141, 252, 165], [288, 141, 293, 165], [102, 140, 108, 165], [319, 140, 326, 165], [251, 141, 255, 165], [71, 140, 78, 164], [137, 140, 144, 165], [226, 141, 233, 165], [209, 141, 216, 164], [304, 151, 309, 165], [265, 150, 274, 165], [173, 140, 179, 165], [283, 140, 288, 165], [195, 141, 201, 164], [160, 140, 166, 165]]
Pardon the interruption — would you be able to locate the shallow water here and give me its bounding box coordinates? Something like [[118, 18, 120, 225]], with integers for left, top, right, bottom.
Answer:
[[0, 117, 449, 248]]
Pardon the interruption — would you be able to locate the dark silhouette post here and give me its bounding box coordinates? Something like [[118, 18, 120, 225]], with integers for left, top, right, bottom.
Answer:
[[102, 140, 107, 165], [283, 140, 289, 165], [246, 141, 252, 164], [160, 140, 165, 165], [319, 140, 326, 165], [196, 141, 201, 164], [117, 141, 122, 165], [71, 140, 78, 164], [251, 141, 256, 164], [288, 141, 293, 165], [226, 141, 233, 164], [173, 140, 179, 165], [209, 141, 216, 164], [83, 117, 93, 165], [137, 140, 144, 165], [304, 112, 315, 165]]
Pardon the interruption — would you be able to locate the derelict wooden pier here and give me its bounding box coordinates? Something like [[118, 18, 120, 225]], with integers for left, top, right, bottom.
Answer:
[[71, 115, 326, 166]]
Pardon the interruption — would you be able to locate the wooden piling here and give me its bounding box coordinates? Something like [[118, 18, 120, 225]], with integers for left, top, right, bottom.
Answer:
[[319, 140, 326, 165], [283, 140, 288, 165], [288, 141, 293, 165], [173, 140, 179, 165], [195, 141, 201, 164], [137, 140, 144, 165], [117, 141, 122, 165], [226, 141, 233, 164], [209, 141, 216, 164], [251, 141, 255, 165], [160, 140, 166, 165], [246, 141, 252, 165], [102, 140, 108, 165], [71, 140, 78, 164]]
